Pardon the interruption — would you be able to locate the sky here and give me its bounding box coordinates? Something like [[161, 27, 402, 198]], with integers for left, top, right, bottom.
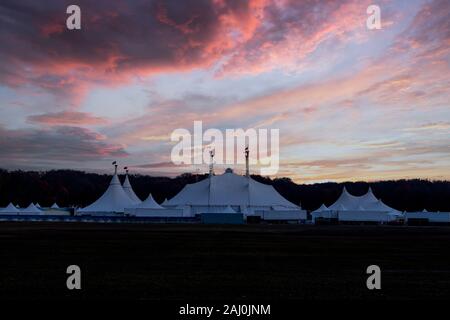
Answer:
[[0, 0, 449, 183]]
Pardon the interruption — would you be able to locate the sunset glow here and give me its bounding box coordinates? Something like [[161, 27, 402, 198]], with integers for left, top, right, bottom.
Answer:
[[0, 0, 449, 182]]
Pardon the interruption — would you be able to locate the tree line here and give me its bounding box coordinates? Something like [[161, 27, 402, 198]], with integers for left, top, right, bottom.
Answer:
[[0, 168, 449, 212]]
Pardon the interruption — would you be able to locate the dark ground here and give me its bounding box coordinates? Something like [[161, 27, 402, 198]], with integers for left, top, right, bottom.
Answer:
[[0, 222, 449, 300]]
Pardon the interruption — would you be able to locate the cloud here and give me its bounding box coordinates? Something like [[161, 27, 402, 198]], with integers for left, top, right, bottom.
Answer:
[[0, 125, 128, 166], [27, 111, 108, 126], [0, 0, 372, 96], [1, 0, 449, 182], [403, 122, 450, 132], [217, 0, 372, 75]]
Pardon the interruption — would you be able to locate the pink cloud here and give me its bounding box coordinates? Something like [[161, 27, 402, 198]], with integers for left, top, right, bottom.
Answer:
[[27, 111, 109, 126]]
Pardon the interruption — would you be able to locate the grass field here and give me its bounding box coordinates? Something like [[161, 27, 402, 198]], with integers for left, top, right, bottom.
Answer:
[[0, 222, 449, 300]]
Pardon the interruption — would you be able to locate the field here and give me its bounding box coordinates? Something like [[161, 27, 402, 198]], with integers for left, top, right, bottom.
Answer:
[[0, 222, 449, 300]]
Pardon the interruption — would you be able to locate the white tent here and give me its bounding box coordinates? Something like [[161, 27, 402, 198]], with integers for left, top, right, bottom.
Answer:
[[123, 194, 192, 217], [311, 204, 336, 222], [165, 169, 306, 221], [222, 205, 237, 214], [122, 174, 141, 204], [138, 194, 164, 209], [78, 173, 135, 215], [51, 203, 60, 209], [313, 204, 329, 213], [167, 170, 298, 208], [0, 203, 20, 214], [324, 187, 402, 223], [161, 198, 169, 206], [35, 202, 42, 208], [20, 203, 44, 215], [328, 187, 399, 212]]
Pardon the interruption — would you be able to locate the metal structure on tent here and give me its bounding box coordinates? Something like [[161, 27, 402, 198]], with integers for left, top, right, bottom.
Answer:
[[122, 167, 142, 204], [245, 145, 250, 177], [77, 162, 135, 215]]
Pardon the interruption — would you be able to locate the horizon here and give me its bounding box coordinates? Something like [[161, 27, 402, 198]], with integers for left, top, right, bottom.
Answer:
[[0, 0, 449, 183]]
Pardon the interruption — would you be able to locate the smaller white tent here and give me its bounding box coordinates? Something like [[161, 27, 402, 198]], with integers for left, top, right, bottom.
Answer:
[[20, 203, 44, 215], [0, 203, 20, 215], [51, 203, 60, 209], [139, 194, 164, 209], [313, 204, 329, 212], [35, 202, 42, 208], [311, 204, 336, 222], [125, 194, 187, 217], [222, 205, 237, 214], [319, 187, 402, 224]]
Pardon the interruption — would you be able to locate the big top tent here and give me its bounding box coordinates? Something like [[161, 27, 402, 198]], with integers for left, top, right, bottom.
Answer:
[[164, 168, 306, 221]]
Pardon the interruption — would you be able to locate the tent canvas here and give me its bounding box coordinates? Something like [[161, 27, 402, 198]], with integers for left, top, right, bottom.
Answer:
[[166, 171, 299, 209], [137, 193, 163, 209], [328, 187, 399, 213], [78, 174, 135, 214], [122, 174, 141, 204], [125, 193, 167, 216]]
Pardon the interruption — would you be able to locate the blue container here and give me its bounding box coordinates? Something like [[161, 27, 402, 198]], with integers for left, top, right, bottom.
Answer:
[[201, 213, 244, 224]]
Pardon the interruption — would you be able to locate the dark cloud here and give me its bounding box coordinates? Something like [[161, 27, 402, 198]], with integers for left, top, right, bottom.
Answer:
[[0, 0, 245, 81], [0, 125, 128, 165], [133, 161, 183, 169], [0, 0, 272, 108]]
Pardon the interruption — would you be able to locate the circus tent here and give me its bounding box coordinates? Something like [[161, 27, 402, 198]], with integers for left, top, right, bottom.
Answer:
[[164, 168, 306, 221], [77, 165, 135, 215]]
